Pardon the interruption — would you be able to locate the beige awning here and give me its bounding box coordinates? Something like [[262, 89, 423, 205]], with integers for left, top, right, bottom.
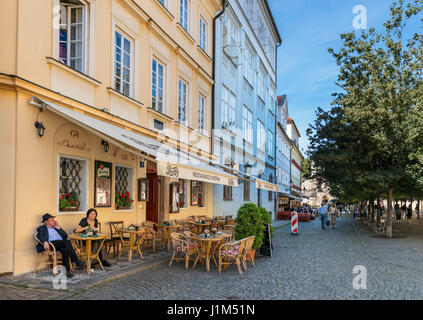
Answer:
[[31, 96, 238, 187], [255, 179, 279, 192]]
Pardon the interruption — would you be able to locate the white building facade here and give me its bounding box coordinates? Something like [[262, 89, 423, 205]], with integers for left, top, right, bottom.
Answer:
[[213, 0, 281, 219]]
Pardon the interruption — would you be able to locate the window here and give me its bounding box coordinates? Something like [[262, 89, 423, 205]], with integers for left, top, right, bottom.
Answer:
[[191, 181, 206, 207], [268, 88, 275, 113], [58, 156, 88, 212], [243, 106, 253, 144], [223, 159, 233, 201], [115, 165, 134, 210], [222, 13, 237, 59], [222, 86, 236, 131], [178, 78, 188, 125], [179, 0, 189, 31], [257, 120, 265, 151], [152, 58, 165, 113], [114, 30, 132, 97], [199, 17, 207, 51], [244, 45, 253, 84], [244, 180, 250, 201], [198, 94, 206, 133], [169, 179, 188, 213], [268, 174, 273, 201], [268, 130, 274, 157], [59, 1, 87, 73], [257, 68, 264, 99]]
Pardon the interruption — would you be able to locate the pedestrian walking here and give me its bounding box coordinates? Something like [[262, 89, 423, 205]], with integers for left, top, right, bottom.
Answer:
[[395, 203, 401, 222], [401, 204, 407, 222], [407, 204, 413, 224], [353, 205, 359, 220], [329, 203, 338, 229], [318, 201, 328, 230]]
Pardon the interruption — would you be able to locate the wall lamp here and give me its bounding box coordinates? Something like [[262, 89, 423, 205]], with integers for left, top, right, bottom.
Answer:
[[34, 121, 46, 138], [102, 140, 110, 153]]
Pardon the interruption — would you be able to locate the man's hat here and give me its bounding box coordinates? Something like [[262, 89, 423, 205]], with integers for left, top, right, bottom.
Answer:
[[42, 213, 55, 223]]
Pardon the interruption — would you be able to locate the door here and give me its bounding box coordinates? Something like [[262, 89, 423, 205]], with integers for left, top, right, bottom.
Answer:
[[146, 172, 158, 223]]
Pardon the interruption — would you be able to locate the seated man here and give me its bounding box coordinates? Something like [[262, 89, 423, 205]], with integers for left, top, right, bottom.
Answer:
[[36, 213, 84, 278]]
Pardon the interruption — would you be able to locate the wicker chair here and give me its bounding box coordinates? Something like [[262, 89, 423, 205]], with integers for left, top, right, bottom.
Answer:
[[218, 239, 246, 275], [169, 233, 198, 269], [33, 234, 73, 275], [142, 221, 166, 251], [103, 221, 129, 258], [242, 236, 255, 270]]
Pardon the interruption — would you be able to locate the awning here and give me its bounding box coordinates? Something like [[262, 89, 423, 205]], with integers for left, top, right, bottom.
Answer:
[[212, 162, 279, 192], [30, 97, 238, 187]]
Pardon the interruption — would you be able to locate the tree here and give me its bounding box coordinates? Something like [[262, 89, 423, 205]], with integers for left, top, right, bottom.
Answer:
[[308, 0, 423, 237]]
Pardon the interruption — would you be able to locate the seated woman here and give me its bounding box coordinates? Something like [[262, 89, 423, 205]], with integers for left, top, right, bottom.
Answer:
[[75, 208, 111, 267]]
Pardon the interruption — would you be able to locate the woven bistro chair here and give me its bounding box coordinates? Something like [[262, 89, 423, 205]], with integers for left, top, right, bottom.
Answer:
[[169, 233, 198, 269], [241, 236, 256, 270], [223, 225, 235, 241], [104, 221, 129, 258], [218, 239, 246, 275], [142, 221, 166, 251], [33, 233, 73, 275]]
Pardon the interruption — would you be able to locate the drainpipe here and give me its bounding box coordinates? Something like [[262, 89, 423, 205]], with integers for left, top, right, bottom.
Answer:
[[211, 0, 228, 160], [273, 39, 282, 220]]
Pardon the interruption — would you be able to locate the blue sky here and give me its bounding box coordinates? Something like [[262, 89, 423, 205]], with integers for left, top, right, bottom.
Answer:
[[267, 0, 399, 155]]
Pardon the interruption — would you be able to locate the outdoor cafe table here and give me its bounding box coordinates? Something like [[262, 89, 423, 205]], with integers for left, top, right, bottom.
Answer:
[[189, 221, 211, 234], [69, 233, 106, 274], [158, 223, 182, 250], [192, 231, 232, 272], [116, 227, 145, 262]]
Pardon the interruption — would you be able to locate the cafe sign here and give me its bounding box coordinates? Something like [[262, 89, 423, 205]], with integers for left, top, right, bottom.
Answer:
[[256, 179, 279, 192], [157, 162, 238, 187]]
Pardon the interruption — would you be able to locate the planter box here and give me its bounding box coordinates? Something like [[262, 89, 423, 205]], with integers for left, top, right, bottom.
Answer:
[[277, 212, 292, 220]]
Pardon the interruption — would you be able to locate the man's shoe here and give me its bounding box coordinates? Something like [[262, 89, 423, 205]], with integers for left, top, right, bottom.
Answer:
[[67, 271, 74, 278], [102, 260, 111, 267]]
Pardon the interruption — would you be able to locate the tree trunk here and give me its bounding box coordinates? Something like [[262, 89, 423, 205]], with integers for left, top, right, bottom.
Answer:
[[376, 195, 381, 228], [417, 200, 420, 220], [386, 189, 393, 238], [370, 198, 375, 224]]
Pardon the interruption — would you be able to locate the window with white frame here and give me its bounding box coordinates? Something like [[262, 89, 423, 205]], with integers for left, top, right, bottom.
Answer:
[[178, 78, 188, 125], [198, 94, 206, 133], [222, 12, 237, 60], [59, 1, 88, 73], [243, 106, 253, 144], [114, 29, 132, 97], [268, 130, 274, 158], [244, 45, 253, 85], [268, 88, 275, 113], [58, 156, 88, 212], [222, 86, 236, 131], [257, 68, 264, 99], [115, 165, 134, 210], [257, 120, 265, 151], [152, 58, 165, 113], [179, 0, 189, 31], [199, 16, 207, 52]]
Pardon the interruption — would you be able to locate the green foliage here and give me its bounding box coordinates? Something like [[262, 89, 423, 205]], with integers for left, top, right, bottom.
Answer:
[[235, 203, 265, 250], [59, 192, 79, 210], [301, 158, 312, 180], [258, 207, 274, 240]]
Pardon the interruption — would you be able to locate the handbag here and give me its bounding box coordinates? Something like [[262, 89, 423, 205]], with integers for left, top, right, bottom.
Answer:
[[326, 220, 330, 227]]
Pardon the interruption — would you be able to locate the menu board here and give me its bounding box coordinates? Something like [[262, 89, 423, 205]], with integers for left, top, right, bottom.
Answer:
[[94, 160, 112, 207]]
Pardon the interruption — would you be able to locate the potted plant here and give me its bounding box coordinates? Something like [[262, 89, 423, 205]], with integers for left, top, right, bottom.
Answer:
[[235, 203, 265, 263], [115, 191, 134, 210], [59, 192, 80, 212]]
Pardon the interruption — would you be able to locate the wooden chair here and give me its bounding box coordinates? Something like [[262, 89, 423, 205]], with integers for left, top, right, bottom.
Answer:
[[169, 233, 198, 269], [218, 239, 246, 275], [142, 221, 166, 251], [104, 221, 128, 258], [242, 236, 255, 270], [197, 215, 207, 222], [33, 234, 73, 275], [223, 225, 235, 240]]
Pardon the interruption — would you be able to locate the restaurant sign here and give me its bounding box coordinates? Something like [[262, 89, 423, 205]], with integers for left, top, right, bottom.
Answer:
[[256, 179, 279, 192], [157, 162, 238, 187]]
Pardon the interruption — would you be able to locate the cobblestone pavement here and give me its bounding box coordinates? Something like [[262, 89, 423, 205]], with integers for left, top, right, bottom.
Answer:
[[59, 215, 423, 300]]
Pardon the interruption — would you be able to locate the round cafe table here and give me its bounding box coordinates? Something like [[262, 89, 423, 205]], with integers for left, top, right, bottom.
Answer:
[[116, 228, 146, 262], [158, 224, 182, 251], [192, 234, 224, 272], [69, 233, 107, 274]]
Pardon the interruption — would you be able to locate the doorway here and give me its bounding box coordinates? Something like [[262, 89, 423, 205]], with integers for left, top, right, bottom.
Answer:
[[146, 172, 158, 223]]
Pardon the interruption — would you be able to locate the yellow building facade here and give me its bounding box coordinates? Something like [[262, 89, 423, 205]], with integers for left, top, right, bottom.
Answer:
[[0, 0, 225, 275]]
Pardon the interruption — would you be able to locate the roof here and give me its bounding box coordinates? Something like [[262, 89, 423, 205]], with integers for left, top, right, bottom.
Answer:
[[277, 95, 287, 106], [263, 0, 282, 45]]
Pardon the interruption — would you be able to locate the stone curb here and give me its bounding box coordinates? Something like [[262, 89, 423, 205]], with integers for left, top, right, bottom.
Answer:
[[56, 258, 170, 300]]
